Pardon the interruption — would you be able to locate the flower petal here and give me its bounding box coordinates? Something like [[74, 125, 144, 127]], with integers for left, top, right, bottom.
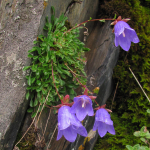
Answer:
[[86, 103, 94, 116], [118, 33, 131, 51], [114, 21, 132, 37], [73, 97, 80, 103], [125, 29, 140, 43], [115, 36, 119, 47], [70, 113, 82, 127], [58, 106, 71, 130], [96, 109, 110, 121], [107, 125, 115, 135], [76, 106, 87, 121], [93, 120, 98, 131], [98, 122, 107, 138], [57, 127, 63, 141], [70, 100, 80, 114], [63, 126, 77, 142], [73, 125, 88, 137]]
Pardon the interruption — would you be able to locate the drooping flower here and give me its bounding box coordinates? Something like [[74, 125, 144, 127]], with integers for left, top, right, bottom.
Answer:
[[93, 108, 115, 138], [114, 20, 139, 51], [57, 106, 87, 142], [71, 95, 94, 121]]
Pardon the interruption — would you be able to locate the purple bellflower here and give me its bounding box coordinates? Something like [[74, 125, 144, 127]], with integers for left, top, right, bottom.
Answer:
[[111, 16, 139, 51], [93, 108, 115, 138], [71, 95, 94, 121], [57, 106, 87, 142]]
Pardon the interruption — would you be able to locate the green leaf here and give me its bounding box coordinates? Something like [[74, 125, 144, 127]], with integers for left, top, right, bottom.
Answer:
[[51, 15, 55, 25], [42, 88, 47, 95], [60, 79, 65, 86], [56, 67, 63, 74], [26, 91, 30, 100], [39, 57, 44, 63], [31, 77, 36, 84], [62, 70, 72, 77], [31, 65, 37, 72], [33, 56, 38, 60], [36, 86, 42, 92], [140, 137, 147, 143], [36, 71, 40, 76], [27, 108, 33, 113], [30, 100, 34, 107], [31, 112, 37, 118], [147, 109, 150, 114], [146, 134, 150, 139], [46, 53, 49, 62], [70, 89, 75, 95], [28, 47, 37, 53], [67, 84, 75, 88], [23, 66, 31, 71], [34, 99, 38, 106], [36, 80, 41, 86], [88, 17, 92, 21], [140, 126, 146, 132], [33, 41, 39, 44], [134, 131, 141, 137], [48, 23, 52, 32], [28, 76, 32, 86], [140, 131, 149, 137], [38, 35, 44, 41], [99, 19, 105, 22], [61, 74, 66, 79], [28, 54, 33, 58], [141, 146, 150, 150], [133, 144, 140, 150], [37, 92, 41, 99], [126, 145, 133, 150], [51, 6, 55, 16], [48, 50, 51, 59], [83, 47, 90, 51], [113, 14, 117, 19], [51, 54, 56, 63]]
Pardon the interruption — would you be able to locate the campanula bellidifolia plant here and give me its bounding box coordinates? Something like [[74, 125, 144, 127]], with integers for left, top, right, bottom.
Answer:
[[21, 6, 140, 145]]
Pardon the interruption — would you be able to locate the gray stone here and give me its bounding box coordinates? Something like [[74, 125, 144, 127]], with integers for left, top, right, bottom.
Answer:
[[0, 0, 44, 149]]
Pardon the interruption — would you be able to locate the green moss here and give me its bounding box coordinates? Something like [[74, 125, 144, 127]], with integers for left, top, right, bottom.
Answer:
[[94, 0, 150, 149]]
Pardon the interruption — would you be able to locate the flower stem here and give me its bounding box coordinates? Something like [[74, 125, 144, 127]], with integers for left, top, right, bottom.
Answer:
[[64, 18, 114, 34]]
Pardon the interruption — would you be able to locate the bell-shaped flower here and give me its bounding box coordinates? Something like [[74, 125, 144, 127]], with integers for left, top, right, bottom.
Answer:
[[114, 21, 139, 51], [93, 108, 115, 137], [57, 106, 87, 142], [71, 95, 94, 121]]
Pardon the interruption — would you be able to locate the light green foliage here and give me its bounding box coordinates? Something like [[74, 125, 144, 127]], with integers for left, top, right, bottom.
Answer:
[[126, 126, 150, 150], [24, 7, 89, 117], [126, 144, 150, 150]]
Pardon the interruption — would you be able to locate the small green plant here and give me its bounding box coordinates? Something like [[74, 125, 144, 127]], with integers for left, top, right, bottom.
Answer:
[[23, 7, 89, 117], [126, 126, 150, 150], [126, 110, 150, 150]]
